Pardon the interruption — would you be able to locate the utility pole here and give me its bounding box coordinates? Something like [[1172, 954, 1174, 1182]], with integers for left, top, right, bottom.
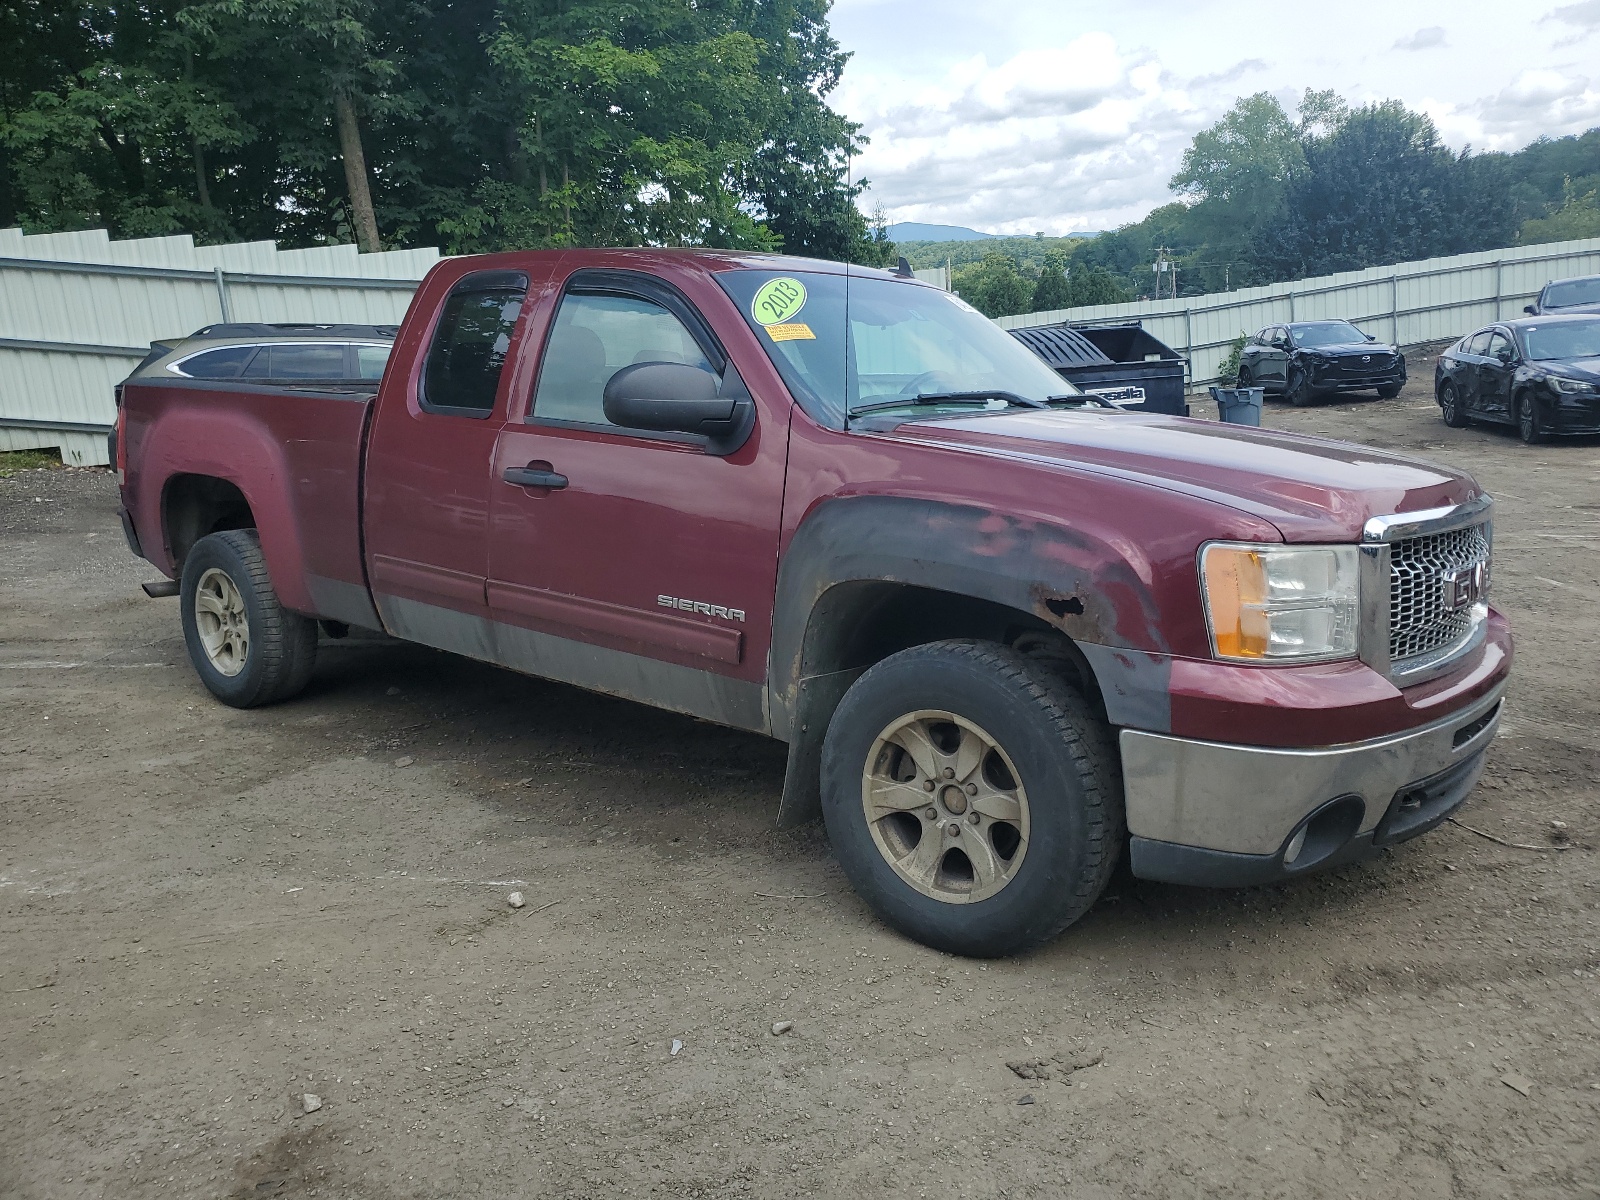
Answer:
[[1152, 247, 1177, 301]]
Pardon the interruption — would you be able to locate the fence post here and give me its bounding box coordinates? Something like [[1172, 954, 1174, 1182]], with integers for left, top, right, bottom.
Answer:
[[214, 267, 233, 322], [1288, 291, 1295, 322], [1184, 307, 1194, 388], [1391, 275, 1399, 345], [1494, 260, 1503, 320]]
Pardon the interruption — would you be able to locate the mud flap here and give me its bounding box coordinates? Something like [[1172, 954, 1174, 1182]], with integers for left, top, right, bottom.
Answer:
[[775, 667, 864, 828]]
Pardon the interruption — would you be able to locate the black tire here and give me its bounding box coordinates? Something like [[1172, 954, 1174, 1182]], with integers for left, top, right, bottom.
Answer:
[[1236, 366, 1253, 391], [1516, 392, 1545, 445], [180, 529, 317, 708], [820, 640, 1123, 957], [1287, 367, 1315, 407], [1376, 382, 1402, 400], [1439, 378, 1469, 427]]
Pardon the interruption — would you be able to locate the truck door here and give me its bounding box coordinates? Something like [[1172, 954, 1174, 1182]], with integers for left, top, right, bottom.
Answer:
[[485, 269, 787, 731], [363, 268, 533, 651]]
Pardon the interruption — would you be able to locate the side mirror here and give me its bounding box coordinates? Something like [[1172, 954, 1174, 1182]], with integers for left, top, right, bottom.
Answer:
[[1365, 333, 1376, 341], [602, 361, 755, 455], [1524, 304, 1537, 316]]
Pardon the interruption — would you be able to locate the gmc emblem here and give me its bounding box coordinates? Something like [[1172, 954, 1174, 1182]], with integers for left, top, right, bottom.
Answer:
[[1443, 562, 1487, 611]]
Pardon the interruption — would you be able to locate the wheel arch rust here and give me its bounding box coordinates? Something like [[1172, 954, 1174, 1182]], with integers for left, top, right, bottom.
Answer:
[[769, 496, 1176, 827]]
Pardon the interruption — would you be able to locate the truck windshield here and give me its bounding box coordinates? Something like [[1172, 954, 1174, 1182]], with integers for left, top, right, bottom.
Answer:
[[716, 269, 1081, 425]]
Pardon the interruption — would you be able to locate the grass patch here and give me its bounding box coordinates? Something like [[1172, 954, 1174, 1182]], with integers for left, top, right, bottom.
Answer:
[[0, 448, 64, 478]]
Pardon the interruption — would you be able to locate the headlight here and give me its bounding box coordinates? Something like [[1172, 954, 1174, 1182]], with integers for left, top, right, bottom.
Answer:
[[1200, 544, 1360, 662], [1552, 376, 1596, 394]]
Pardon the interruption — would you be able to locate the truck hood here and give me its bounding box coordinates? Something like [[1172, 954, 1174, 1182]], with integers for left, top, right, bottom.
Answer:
[[893, 409, 1477, 542]]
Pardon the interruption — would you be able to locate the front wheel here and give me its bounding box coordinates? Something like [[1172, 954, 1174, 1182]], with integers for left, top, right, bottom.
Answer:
[[820, 641, 1123, 957], [1517, 393, 1546, 444], [1376, 382, 1402, 400], [1287, 368, 1315, 407], [1439, 379, 1469, 427], [180, 529, 317, 708]]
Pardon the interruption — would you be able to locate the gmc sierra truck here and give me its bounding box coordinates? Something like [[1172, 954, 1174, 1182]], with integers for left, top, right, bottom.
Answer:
[[114, 249, 1512, 956]]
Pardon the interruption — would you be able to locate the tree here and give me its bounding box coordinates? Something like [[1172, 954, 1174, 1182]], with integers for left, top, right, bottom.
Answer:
[[0, 0, 884, 259], [953, 252, 1033, 318], [1070, 267, 1130, 307], [1520, 177, 1600, 243], [1031, 251, 1072, 311]]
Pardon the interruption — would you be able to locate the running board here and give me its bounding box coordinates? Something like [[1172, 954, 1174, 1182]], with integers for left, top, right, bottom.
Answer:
[[140, 580, 180, 598]]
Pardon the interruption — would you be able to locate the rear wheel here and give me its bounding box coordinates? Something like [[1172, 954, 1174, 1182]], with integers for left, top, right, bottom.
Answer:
[[1517, 392, 1546, 444], [180, 529, 317, 708], [1439, 379, 1469, 427], [820, 640, 1123, 957]]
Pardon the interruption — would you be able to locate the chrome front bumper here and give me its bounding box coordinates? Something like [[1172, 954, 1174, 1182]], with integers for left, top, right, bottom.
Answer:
[[1120, 682, 1505, 886]]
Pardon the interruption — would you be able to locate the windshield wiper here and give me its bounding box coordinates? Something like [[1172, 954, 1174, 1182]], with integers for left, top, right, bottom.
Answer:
[[847, 390, 1049, 419]]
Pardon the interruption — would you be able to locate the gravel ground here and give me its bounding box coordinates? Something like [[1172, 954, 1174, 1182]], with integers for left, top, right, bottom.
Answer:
[[2, 365, 1597, 1199]]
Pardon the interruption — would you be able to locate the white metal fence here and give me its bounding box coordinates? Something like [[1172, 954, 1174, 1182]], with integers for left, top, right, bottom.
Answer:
[[998, 236, 1600, 392], [0, 227, 438, 465]]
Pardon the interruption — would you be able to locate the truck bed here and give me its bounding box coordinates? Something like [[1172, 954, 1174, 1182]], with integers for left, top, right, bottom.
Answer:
[[119, 379, 377, 626]]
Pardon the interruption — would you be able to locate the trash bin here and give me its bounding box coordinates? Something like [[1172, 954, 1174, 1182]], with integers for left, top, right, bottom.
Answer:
[[1210, 386, 1263, 426], [1009, 322, 1189, 415]]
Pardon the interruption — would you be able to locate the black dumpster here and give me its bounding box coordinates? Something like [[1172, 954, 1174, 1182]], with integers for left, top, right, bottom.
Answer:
[[1009, 321, 1188, 415]]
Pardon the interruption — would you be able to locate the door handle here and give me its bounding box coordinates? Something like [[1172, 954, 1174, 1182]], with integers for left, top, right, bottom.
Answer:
[[503, 464, 568, 489]]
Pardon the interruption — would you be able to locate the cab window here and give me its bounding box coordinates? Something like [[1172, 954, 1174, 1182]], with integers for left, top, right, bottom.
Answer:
[[421, 271, 528, 415], [532, 292, 713, 427]]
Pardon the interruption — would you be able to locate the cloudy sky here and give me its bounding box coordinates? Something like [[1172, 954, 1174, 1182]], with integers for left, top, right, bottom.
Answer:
[[831, 0, 1600, 234]]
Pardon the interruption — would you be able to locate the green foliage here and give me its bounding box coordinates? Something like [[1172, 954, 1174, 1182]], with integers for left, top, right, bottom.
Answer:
[[1217, 333, 1248, 386], [1519, 178, 1600, 243], [1031, 252, 1072, 311], [0, 0, 884, 261], [952, 252, 1033, 318], [0, 448, 63, 476]]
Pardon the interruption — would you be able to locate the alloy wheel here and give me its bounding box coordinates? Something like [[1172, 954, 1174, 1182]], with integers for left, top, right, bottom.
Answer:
[[859, 710, 1030, 904], [193, 567, 250, 677]]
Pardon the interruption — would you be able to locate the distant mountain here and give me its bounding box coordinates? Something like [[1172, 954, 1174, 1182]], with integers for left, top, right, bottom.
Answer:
[[886, 221, 1101, 243], [885, 222, 999, 242]]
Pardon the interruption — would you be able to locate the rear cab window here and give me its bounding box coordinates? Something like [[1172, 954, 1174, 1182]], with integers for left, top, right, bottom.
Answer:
[[421, 271, 528, 416]]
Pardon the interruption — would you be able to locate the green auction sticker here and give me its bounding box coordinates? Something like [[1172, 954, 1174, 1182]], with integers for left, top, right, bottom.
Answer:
[[752, 277, 807, 326]]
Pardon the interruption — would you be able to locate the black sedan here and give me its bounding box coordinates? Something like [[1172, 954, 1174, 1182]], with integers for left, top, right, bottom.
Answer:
[[1236, 320, 1405, 406], [1434, 314, 1600, 443], [1523, 273, 1600, 317]]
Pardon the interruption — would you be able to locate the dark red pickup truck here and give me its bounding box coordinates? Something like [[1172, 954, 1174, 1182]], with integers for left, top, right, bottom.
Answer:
[[115, 249, 1511, 955]]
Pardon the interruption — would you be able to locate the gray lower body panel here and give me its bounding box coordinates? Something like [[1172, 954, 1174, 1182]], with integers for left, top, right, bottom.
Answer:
[[376, 593, 768, 734]]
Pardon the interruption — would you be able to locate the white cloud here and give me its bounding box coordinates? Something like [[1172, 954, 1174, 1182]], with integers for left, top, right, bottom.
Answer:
[[1393, 26, 1447, 51], [832, 0, 1600, 233], [844, 35, 1209, 234]]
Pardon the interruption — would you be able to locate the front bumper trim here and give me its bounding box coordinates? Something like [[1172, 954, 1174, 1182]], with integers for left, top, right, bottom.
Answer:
[[1120, 680, 1505, 867]]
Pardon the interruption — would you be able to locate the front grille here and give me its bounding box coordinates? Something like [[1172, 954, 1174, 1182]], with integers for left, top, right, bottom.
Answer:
[[1389, 523, 1491, 665], [1334, 354, 1393, 375]]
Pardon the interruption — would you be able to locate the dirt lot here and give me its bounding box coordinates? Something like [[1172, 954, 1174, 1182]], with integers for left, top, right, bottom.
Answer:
[[3, 364, 1598, 1200]]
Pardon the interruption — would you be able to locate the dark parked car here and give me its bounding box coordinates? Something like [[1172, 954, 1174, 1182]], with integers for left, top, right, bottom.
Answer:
[[1236, 320, 1406, 406], [1523, 273, 1600, 317], [129, 323, 397, 387], [1434, 314, 1600, 442]]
